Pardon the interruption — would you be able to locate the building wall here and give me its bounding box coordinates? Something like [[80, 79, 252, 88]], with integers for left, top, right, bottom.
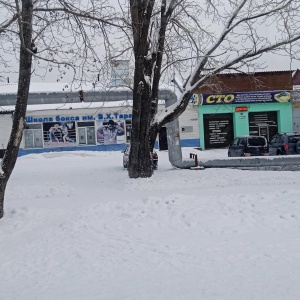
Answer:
[[292, 105, 300, 132], [196, 71, 293, 93], [178, 104, 200, 147], [0, 114, 13, 149], [19, 105, 135, 152], [193, 71, 294, 150], [0, 103, 200, 156], [198, 101, 292, 150]]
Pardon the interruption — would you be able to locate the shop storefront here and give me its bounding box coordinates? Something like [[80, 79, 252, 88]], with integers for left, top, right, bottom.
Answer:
[[0, 99, 200, 156], [18, 104, 134, 155], [198, 90, 293, 150], [0, 82, 201, 155]]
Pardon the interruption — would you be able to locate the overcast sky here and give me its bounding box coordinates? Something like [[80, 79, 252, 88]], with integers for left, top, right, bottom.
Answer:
[[1, 0, 299, 85], [2, 42, 296, 85]]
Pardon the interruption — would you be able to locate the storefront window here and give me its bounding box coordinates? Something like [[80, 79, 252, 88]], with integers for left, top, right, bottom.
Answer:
[[24, 124, 43, 149]]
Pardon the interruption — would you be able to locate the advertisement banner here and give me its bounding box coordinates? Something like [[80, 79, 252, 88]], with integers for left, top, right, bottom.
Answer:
[[96, 120, 125, 145], [203, 113, 234, 148], [43, 121, 76, 147], [202, 91, 291, 105]]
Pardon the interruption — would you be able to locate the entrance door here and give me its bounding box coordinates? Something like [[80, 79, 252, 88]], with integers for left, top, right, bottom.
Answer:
[[258, 124, 269, 141], [78, 127, 96, 145], [34, 130, 43, 148], [249, 111, 278, 141], [24, 129, 43, 148], [159, 127, 168, 150], [86, 127, 96, 145], [125, 120, 132, 143], [78, 127, 87, 145]]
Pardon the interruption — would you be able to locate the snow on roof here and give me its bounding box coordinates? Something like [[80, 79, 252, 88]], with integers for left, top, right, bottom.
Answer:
[[1, 99, 165, 112], [0, 81, 175, 95], [1, 100, 132, 112], [0, 82, 131, 95]]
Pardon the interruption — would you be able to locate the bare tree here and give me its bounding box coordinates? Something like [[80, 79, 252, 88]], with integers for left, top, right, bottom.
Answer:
[[111, 0, 300, 178], [1, 0, 300, 217], [0, 0, 119, 219]]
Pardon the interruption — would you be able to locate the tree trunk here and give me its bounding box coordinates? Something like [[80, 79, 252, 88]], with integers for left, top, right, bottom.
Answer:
[[0, 0, 33, 219], [149, 123, 160, 152], [0, 181, 8, 219], [128, 1, 155, 178], [128, 61, 153, 178]]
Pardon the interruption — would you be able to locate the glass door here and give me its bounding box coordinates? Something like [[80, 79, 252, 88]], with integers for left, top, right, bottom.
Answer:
[[24, 129, 43, 148], [78, 127, 96, 145], [78, 127, 87, 145], [258, 124, 269, 141], [24, 130, 34, 148], [125, 120, 132, 143], [86, 127, 96, 145], [34, 130, 43, 148]]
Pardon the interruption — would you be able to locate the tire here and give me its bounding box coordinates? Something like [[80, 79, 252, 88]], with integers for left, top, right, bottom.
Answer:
[[296, 141, 300, 154]]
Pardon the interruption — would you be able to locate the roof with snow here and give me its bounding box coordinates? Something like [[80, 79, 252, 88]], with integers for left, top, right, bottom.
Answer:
[[0, 82, 126, 95], [0, 82, 174, 108], [1, 100, 138, 112]]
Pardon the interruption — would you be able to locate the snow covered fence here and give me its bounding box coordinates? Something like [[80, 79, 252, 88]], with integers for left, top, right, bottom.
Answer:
[[199, 155, 300, 168]]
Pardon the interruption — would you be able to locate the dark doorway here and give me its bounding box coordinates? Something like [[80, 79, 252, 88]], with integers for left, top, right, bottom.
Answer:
[[159, 127, 168, 150], [248, 111, 278, 141], [204, 113, 234, 149]]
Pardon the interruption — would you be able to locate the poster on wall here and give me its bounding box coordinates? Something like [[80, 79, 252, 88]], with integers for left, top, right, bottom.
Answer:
[[43, 121, 76, 147], [203, 113, 234, 149], [96, 120, 125, 145]]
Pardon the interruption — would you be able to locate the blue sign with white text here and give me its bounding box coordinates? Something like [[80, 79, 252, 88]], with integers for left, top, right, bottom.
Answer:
[[202, 91, 291, 105]]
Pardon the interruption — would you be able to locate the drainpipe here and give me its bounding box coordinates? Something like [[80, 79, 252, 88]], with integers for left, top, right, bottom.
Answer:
[[162, 80, 197, 168]]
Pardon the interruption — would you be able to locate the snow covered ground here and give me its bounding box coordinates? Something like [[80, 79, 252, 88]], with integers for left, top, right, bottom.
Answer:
[[1, 148, 300, 300]]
